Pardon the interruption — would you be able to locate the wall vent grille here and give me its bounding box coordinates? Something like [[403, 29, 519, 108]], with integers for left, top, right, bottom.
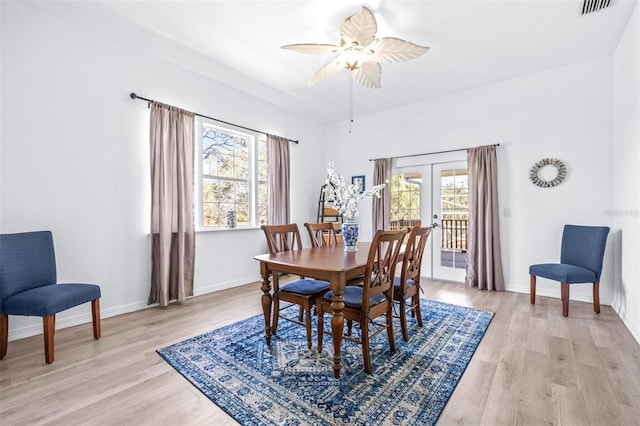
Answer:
[[582, 0, 613, 15]]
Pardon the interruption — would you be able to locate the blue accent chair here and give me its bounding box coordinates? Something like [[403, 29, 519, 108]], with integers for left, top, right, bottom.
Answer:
[[0, 231, 101, 363], [529, 225, 609, 317]]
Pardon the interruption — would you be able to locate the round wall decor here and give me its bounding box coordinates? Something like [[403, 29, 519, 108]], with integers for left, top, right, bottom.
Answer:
[[529, 158, 566, 188]]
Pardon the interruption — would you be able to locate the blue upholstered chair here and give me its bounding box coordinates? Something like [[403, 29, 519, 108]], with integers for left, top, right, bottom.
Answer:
[[529, 225, 609, 317], [0, 231, 101, 363]]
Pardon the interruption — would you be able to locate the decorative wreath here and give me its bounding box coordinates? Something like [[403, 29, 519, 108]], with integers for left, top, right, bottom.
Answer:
[[529, 158, 566, 188]]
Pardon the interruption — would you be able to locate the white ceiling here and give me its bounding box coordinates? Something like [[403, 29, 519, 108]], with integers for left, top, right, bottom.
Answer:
[[32, 0, 637, 122]]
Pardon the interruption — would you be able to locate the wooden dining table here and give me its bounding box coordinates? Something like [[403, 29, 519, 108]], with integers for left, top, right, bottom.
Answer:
[[254, 241, 371, 378]]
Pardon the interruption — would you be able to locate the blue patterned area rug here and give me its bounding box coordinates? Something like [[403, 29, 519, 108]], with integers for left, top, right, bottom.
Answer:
[[157, 299, 493, 426]]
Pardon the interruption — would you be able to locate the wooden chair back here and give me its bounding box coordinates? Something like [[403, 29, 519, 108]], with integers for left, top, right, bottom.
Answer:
[[304, 222, 338, 247], [362, 229, 407, 309], [261, 224, 303, 254], [397, 225, 433, 294]]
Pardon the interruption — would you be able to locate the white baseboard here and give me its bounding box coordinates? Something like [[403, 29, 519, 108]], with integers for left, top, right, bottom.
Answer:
[[6, 300, 153, 341], [504, 281, 610, 305], [12, 275, 637, 347], [193, 275, 262, 296], [6, 275, 262, 342], [611, 298, 640, 345]]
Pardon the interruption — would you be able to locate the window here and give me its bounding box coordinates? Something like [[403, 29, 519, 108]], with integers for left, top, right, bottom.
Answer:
[[196, 119, 267, 229], [390, 173, 422, 230]]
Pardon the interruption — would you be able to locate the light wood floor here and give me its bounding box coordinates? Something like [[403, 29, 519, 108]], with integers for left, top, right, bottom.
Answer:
[[1, 280, 639, 426]]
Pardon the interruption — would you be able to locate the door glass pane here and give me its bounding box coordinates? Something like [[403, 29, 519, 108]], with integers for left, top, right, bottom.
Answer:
[[440, 168, 468, 269], [390, 173, 422, 230]]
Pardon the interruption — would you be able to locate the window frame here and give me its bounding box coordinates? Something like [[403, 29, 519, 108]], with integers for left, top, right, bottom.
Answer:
[[195, 118, 267, 231]]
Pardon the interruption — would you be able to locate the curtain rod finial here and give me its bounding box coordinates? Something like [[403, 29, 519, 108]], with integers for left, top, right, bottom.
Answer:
[[130, 92, 137, 99]]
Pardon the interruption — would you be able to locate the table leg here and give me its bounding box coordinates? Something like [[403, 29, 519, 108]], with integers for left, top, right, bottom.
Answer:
[[330, 273, 346, 378], [260, 263, 273, 345]]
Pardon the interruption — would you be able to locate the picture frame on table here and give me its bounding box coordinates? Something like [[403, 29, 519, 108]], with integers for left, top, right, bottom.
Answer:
[[352, 175, 365, 194]]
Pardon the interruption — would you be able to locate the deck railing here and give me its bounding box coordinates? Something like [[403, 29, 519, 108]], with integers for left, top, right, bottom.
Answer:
[[441, 219, 468, 252], [390, 219, 468, 252], [389, 219, 422, 230]]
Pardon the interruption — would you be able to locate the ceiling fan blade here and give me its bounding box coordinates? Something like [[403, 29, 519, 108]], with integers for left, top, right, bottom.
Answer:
[[281, 43, 340, 56], [309, 59, 344, 86], [351, 61, 381, 89], [340, 6, 377, 47], [369, 37, 430, 63]]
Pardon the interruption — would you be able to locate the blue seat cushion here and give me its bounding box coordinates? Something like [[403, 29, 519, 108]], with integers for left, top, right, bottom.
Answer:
[[529, 263, 597, 284], [393, 276, 416, 294], [2, 283, 101, 317], [324, 286, 386, 309], [280, 279, 329, 295]]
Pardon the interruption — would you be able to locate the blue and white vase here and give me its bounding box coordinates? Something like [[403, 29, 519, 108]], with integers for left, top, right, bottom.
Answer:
[[341, 218, 359, 252]]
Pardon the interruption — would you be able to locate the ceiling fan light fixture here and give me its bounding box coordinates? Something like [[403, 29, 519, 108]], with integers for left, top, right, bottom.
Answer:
[[282, 6, 429, 89], [339, 46, 372, 70]]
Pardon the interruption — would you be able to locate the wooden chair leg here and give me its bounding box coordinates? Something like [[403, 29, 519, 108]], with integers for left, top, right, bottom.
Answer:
[[317, 302, 324, 353], [530, 275, 536, 305], [414, 294, 423, 328], [92, 298, 101, 339], [0, 314, 8, 359], [43, 315, 55, 364], [304, 303, 312, 349], [561, 283, 570, 317], [593, 282, 601, 314], [399, 298, 409, 342], [361, 317, 372, 374], [386, 307, 396, 354], [271, 293, 280, 335]]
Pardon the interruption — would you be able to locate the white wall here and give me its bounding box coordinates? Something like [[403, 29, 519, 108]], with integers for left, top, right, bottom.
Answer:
[[2, 1, 637, 344], [326, 57, 617, 306], [613, 2, 640, 343], [0, 2, 326, 339]]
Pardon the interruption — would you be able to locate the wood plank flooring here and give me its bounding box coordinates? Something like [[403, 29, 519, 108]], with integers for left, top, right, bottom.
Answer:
[[1, 280, 638, 425]]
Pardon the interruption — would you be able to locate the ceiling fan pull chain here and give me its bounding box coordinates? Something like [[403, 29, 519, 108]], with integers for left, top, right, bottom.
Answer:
[[349, 74, 354, 133]]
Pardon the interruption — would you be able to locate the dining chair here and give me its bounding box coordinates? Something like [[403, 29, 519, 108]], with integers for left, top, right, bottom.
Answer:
[[317, 228, 407, 373], [0, 231, 101, 364], [529, 224, 610, 317], [305, 222, 364, 287], [261, 224, 329, 349], [304, 222, 338, 247], [393, 225, 433, 342]]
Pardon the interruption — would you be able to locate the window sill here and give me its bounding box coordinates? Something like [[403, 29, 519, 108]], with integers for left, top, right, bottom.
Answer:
[[195, 226, 262, 233]]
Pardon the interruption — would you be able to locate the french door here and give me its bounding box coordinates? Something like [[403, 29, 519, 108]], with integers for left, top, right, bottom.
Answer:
[[391, 161, 468, 283], [431, 162, 468, 282]]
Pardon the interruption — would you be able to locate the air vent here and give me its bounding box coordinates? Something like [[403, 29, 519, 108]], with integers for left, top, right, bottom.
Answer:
[[582, 0, 613, 15]]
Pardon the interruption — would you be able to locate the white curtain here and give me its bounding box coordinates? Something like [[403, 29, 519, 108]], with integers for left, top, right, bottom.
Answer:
[[465, 145, 505, 291], [267, 134, 290, 225], [148, 102, 196, 306]]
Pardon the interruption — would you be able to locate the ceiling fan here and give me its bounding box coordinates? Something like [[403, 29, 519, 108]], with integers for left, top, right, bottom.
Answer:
[[282, 6, 429, 89]]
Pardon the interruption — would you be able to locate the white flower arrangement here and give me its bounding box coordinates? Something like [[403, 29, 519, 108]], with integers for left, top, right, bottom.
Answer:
[[324, 161, 387, 220]]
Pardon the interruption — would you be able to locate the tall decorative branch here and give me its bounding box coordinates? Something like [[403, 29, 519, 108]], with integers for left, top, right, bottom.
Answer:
[[324, 161, 387, 220]]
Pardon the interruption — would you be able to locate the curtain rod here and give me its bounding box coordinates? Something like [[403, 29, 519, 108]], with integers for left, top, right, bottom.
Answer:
[[369, 143, 500, 161], [129, 93, 299, 144]]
